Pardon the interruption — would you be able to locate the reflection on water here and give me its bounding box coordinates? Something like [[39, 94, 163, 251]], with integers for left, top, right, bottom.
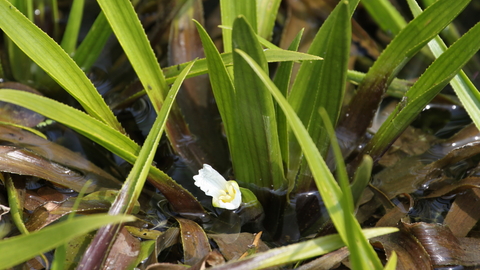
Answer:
[[408, 195, 455, 223]]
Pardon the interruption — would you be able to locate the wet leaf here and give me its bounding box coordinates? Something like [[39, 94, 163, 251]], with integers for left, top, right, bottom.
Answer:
[[237, 187, 264, 225], [372, 224, 432, 270], [0, 145, 118, 193], [189, 250, 225, 269], [377, 126, 437, 168], [156, 227, 180, 255], [176, 217, 211, 266], [444, 188, 480, 237], [405, 223, 466, 267], [25, 197, 111, 231], [0, 124, 122, 192], [103, 227, 141, 270], [209, 232, 269, 261]]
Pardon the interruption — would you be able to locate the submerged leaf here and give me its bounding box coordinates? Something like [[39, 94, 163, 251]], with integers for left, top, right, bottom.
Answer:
[[176, 217, 211, 266]]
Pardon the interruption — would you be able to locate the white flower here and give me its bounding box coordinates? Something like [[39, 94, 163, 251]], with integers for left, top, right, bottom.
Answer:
[[193, 164, 242, 210]]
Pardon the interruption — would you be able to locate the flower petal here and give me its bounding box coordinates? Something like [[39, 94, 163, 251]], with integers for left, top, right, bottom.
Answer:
[[193, 164, 227, 197], [193, 164, 242, 210]]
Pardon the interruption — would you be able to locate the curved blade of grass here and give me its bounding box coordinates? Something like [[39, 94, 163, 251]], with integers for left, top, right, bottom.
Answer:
[[366, 21, 480, 160], [288, 0, 352, 188], [5, 1, 36, 88], [351, 155, 373, 208], [118, 60, 196, 215], [337, 0, 471, 154], [256, 0, 281, 39], [232, 16, 284, 189], [220, 0, 256, 53], [0, 214, 135, 269], [361, 0, 406, 35], [210, 227, 397, 270], [78, 59, 197, 270], [407, 0, 480, 135], [273, 29, 304, 178], [73, 11, 112, 71], [319, 107, 383, 269], [0, 90, 204, 214], [5, 174, 28, 234], [60, 0, 84, 54], [0, 0, 123, 132], [194, 20, 238, 159], [96, 0, 167, 107]]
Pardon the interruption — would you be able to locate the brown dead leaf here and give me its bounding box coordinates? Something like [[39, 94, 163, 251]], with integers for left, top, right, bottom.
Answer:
[[209, 232, 269, 261], [371, 223, 432, 270], [445, 188, 480, 237], [176, 217, 211, 266], [102, 227, 141, 270]]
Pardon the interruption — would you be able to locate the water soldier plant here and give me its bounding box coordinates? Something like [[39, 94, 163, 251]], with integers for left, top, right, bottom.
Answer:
[[0, 0, 479, 269]]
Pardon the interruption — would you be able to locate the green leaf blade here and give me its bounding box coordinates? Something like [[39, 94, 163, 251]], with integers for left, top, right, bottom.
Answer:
[[73, 11, 112, 71], [0, 214, 135, 269], [194, 21, 238, 157], [273, 29, 304, 178], [235, 49, 386, 269], [220, 0, 257, 53], [367, 21, 480, 160], [337, 0, 471, 153], [407, 0, 480, 138], [0, 0, 122, 131], [256, 0, 281, 39], [362, 0, 406, 35], [232, 16, 284, 189], [96, 0, 168, 110], [60, 0, 84, 54], [288, 0, 351, 187]]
